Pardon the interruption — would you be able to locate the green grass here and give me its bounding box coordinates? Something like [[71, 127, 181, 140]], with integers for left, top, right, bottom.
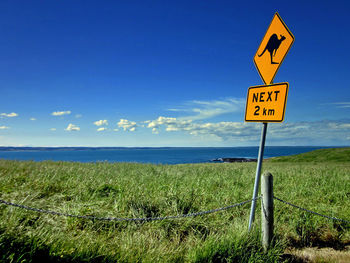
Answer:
[[0, 147, 349, 262], [268, 147, 350, 163]]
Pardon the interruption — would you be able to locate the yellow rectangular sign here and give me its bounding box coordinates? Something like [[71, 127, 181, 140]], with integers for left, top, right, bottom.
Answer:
[[245, 82, 288, 122]]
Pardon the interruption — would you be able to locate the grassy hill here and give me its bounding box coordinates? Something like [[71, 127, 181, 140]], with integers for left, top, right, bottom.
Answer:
[[268, 147, 350, 163], [0, 147, 349, 262]]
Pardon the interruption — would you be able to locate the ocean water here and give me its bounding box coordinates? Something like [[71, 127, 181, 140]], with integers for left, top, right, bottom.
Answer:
[[0, 146, 332, 164]]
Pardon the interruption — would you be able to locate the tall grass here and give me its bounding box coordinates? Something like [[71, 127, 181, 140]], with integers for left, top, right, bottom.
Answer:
[[0, 148, 349, 262]]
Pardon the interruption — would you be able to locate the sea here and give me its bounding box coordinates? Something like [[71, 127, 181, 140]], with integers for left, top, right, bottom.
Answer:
[[0, 146, 334, 164]]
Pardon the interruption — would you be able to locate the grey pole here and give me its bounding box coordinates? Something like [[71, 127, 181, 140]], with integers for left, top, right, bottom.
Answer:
[[261, 172, 274, 251], [248, 122, 268, 231]]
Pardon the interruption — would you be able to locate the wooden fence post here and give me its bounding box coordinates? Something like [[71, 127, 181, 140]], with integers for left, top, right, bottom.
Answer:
[[261, 171, 273, 251]]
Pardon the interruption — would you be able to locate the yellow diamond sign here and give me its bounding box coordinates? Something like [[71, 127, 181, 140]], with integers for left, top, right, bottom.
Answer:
[[254, 13, 294, 85]]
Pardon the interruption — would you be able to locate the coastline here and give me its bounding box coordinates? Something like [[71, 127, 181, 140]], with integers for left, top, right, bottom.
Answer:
[[0, 146, 340, 164]]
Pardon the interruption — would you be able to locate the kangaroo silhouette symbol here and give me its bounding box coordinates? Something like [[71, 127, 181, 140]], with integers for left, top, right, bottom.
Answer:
[[258, 34, 286, 64]]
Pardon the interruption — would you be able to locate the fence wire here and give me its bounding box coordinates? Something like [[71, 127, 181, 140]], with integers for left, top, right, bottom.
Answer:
[[2, 196, 349, 224], [274, 196, 350, 224], [0, 197, 258, 222]]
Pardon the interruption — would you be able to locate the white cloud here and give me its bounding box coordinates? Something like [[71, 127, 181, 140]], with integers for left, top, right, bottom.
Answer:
[[144, 98, 348, 144], [52, 111, 71, 116], [152, 128, 159, 134], [169, 98, 245, 120], [118, 119, 137, 132], [1, 112, 18, 118], [50, 128, 57, 131], [176, 121, 260, 141], [146, 116, 192, 134], [113, 128, 119, 132], [30, 118, 36, 121], [329, 102, 350, 108], [97, 127, 107, 132], [145, 116, 350, 144], [94, 120, 108, 126], [65, 123, 80, 131], [327, 122, 350, 129], [0, 126, 10, 130], [75, 114, 82, 118], [265, 121, 350, 145], [165, 126, 179, 132]]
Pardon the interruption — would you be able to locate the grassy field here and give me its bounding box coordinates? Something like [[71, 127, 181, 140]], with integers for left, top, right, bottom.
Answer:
[[0, 147, 349, 262]]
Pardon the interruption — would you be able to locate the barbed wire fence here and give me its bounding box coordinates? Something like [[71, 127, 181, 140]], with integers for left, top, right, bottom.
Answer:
[[273, 196, 350, 224], [0, 195, 349, 224], [0, 197, 258, 222]]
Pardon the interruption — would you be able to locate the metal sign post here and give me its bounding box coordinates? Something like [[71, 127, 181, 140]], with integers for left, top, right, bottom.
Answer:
[[246, 12, 294, 231], [248, 122, 268, 231]]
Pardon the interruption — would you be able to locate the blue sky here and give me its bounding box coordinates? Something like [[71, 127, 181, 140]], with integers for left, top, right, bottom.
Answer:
[[0, 0, 349, 147]]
